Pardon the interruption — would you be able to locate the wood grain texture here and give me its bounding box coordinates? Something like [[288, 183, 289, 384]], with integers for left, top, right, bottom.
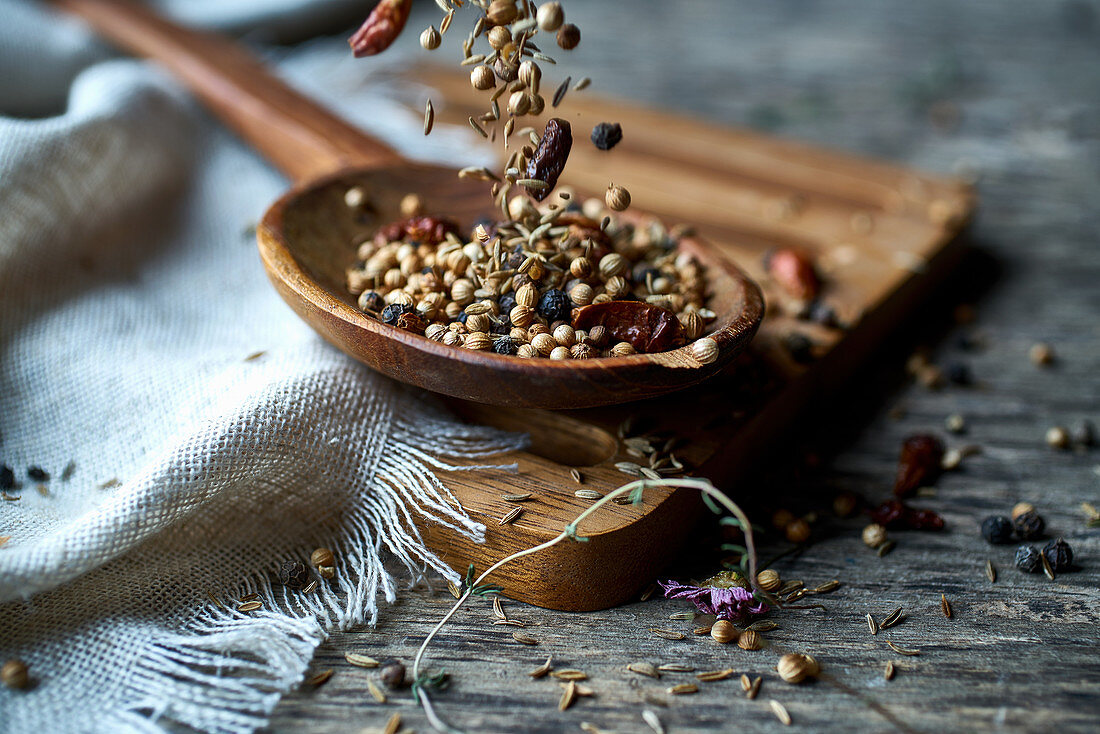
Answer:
[[268, 0, 1100, 731]]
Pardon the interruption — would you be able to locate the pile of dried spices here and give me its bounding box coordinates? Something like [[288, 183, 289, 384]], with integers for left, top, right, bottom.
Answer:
[[345, 195, 715, 358], [344, 0, 718, 360]]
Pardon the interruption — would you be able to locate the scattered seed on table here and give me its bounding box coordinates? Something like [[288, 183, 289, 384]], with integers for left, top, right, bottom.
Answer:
[[668, 683, 698, 695], [740, 674, 752, 692], [880, 607, 904, 629], [769, 699, 792, 726], [651, 628, 685, 641], [447, 580, 462, 599], [658, 663, 694, 673], [512, 632, 538, 645], [886, 641, 921, 656], [877, 539, 897, 557], [383, 712, 401, 734], [502, 493, 532, 502], [500, 507, 524, 525], [941, 593, 953, 618], [575, 489, 602, 500], [884, 661, 896, 680], [551, 669, 588, 681], [493, 597, 506, 620], [747, 620, 779, 632], [642, 710, 665, 734], [668, 611, 694, 621], [367, 679, 386, 703], [529, 656, 553, 678], [570, 468, 583, 483], [747, 676, 762, 699], [306, 669, 333, 687], [813, 580, 841, 594], [696, 669, 735, 682], [344, 653, 379, 668], [986, 559, 997, 583], [627, 662, 660, 679], [558, 680, 577, 710], [867, 613, 879, 635], [237, 601, 262, 613]]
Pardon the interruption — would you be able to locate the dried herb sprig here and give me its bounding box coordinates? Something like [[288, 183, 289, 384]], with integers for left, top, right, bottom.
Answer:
[[411, 477, 764, 733]]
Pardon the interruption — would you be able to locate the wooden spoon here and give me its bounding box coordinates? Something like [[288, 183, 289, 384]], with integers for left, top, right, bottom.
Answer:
[[55, 0, 763, 409]]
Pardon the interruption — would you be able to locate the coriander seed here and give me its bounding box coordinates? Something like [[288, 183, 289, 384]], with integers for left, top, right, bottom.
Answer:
[[692, 337, 718, 364], [1, 659, 29, 690], [862, 523, 887, 549], [610, 341, 635, 357], [537, 2, 564, 31], [310, 548, 335, 568], [1030, 342, 1054, 366], [1046, 426, 1070, 449], [399, 193, 423, 217], [556, 23, 580, 49], [379, 659, 406, 689], [471, 65, 495, 90], [737, 630, 762, 650], [605, 183, 631, 211], [777, 653, 819, 684], [756, 569, 781, 592], [420, 26, 441, 50], [549, 346, 571, 360], [710, 620, 738, 644]]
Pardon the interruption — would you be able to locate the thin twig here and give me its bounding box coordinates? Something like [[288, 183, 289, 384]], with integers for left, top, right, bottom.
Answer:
[[411, 477, 767, 733]]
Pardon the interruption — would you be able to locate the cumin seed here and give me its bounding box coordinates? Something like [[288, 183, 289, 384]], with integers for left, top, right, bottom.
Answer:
[[512, 631, 538, 645], [747, 676, 762, 699], [941, 593, 953, 619], [552, 76, 571, 107], [668, 683, 698, 695], [558, 681, 577, 710], [642, 710, 665, 734], [886, 641, 921, 656], [306, 669, 333, 687], [769, 699, 792, 726], [884, 661, 896, 680], [867, 613, 879, 635], [344, 653, 379, 668], [367, 679, 386, 703], [696, 669, 734, 682], [502, 493, 532, 502], [986, 559, 997, 582], [650, 628, 685, 641], [424, 99, 434, 135], [383, 712, 401, 734], [236, 601, 262, 613], [528, 656, 552, 678], [500, 507, 524, 525]]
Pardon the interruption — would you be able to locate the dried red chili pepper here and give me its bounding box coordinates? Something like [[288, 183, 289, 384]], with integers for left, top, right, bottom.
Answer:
[[374, 216, 459, 247], [395, 311, 426, 335], [869, 500, 945, 530], [765, 248, 820, 301], [893, 433, 945, 498], [572, 301, 686, 353], [555, 212, 612, 256], [524, 118, 572, 201], [349, 0, 412, 57]]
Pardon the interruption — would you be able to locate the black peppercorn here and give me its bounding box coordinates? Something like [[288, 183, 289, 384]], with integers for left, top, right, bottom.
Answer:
[[0, 464, 14, 490], [493, 336, 519, 355], [946, 361, 973, 386], [1012, 510, 1045, 541], [590, 122, 623, 151], [278, 560, 310, 590], [807, 300, 838, 328], [783, 333, 814, 364], [489, 316, 511, 335], [380, 303, 413, 325], [498, 293, 518, 316], [1042, 538, 1073, 572], [980, 515, 1014, 544], [379, 659, 406, 688], [27, 466, 49, 482], [537, 288, 571, 322], [1014, 545, 1042, 573], [632, 264, 660, 286], [1076, 419, 1097, 448]]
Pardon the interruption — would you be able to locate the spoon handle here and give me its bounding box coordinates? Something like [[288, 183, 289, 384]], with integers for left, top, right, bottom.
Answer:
[[52, 0, 402, 182]]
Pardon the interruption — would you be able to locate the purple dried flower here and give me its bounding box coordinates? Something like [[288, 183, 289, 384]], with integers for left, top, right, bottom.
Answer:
[[659, 579, 768, 621]]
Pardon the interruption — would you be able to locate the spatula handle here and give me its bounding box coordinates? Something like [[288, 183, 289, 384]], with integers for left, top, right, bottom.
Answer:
[[52, 0, 402, 182]]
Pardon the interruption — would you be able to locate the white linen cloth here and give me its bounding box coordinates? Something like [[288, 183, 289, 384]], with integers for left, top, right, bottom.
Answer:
[[0, 2, 519, 731]]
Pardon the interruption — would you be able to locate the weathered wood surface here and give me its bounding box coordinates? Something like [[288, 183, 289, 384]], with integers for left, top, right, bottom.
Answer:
[[269, 0, 1100, 732]]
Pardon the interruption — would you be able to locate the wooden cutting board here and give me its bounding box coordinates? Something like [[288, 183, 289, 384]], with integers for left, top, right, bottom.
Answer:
[[402, 66, 975, 611]]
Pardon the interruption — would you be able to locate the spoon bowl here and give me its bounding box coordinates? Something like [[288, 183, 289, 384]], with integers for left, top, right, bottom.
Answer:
[[259, 163, 763, 408]]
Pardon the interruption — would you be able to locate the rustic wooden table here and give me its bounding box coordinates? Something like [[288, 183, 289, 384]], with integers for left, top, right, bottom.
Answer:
[[269, 1, 1100, 731]]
